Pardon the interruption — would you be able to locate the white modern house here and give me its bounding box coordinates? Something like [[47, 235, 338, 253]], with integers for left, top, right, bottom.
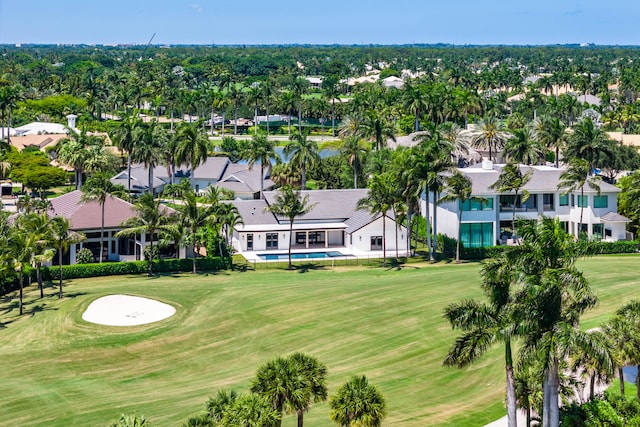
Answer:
[[429, 162, 631, 248], [230, 189, 409, 258]]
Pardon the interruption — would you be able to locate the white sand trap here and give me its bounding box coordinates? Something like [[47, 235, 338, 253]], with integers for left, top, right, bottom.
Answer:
[[82, 295, 176, 326]]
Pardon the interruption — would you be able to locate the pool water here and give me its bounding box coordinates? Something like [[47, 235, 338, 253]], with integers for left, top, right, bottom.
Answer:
[[258, 251, 351, 261]]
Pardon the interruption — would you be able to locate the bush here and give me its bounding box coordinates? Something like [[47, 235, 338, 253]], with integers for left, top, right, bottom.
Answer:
[[436, 234, 457, 258], [592, 241, 639, 254], [76, 247, 94, 264]]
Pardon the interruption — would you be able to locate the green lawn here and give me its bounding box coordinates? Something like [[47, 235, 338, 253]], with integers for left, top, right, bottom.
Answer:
[[0, 255, 638, 427]]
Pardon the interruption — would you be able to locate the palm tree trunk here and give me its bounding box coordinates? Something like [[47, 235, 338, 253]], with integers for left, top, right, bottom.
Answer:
[[433, 190, 439, 259], [288, 222, 293, 270], [192, 242, 197, 274], [456, 208, 462, 263], [37, 263, 43, 298], [425, 185, 433, 261], [543, 369, 551, 427], [589, 374, 596, 400], [298, 105, 302, 134], [394, 208, 399, 258], [148, 238, 154, 277], [579, 188, 584, 236], [100, 202, 105, 263], [331, 99, 336, 137], [260, 164, 265, 199], [297, 410, 304, 427], [555, 147, 560, 169], [58, 248, 63, 299], [382, 214, 387, 267], [18, 268, 24, 315], [619, 366, 625, 395], [127, 152, 132, 196], [512, 191, 518, 238], [548, 358, 560, 427], [505, 341, 517, 427], [234, 99, 238, 135], [301, 165, 306, 190], [266, 102, 270, 135]]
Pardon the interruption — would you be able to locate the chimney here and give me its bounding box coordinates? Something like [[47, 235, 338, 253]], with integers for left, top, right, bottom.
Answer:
[[66, 114, 78, 129], [481, 160, 493, 170]]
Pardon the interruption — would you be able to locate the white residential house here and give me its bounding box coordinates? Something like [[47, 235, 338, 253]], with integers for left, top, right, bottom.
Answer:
[[428, 162, 631, 248], [230, 189, 409, 257]]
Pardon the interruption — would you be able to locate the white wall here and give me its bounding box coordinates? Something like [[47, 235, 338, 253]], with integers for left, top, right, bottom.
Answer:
[[349, 216, 408, 252]]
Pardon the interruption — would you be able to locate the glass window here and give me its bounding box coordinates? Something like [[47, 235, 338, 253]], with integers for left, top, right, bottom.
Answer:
[[460, 222, 494, 248], [266, 233, 278, 249], [370, 236, 382, 250], [571, 194, 575, 206], [578, 195, 588, 208], [247, 234, 253, 251], [559, 194, 569, 206], [543, 193, 554, 211], [593, 195, 608, 208], [462, 197, 494, 211], [592, 224, 603, 241]]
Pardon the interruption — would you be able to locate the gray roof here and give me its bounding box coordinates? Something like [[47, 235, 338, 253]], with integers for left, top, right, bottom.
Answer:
[[600, 212, 631, 222], [459, 164, 620, 195], [228, 199, 278, 226], [263, 189, 370, 223], [217, 164, 273, 195]]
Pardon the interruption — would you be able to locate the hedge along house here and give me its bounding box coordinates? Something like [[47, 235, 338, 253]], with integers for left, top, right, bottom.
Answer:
[[48, 190, 183, 264], [429, 161, 631, 249], [230, 189, 409, 258]]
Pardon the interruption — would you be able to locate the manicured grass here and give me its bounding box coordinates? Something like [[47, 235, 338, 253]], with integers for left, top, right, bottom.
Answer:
[[0, 255, 638, 426]]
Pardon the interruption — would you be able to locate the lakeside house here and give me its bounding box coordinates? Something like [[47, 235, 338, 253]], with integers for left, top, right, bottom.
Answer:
[[229, 189, 409, 258], [429, 161, 631, 248]]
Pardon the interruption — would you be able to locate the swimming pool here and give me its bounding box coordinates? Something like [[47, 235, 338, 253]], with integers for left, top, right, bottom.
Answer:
[[257, 251, 352, 261]]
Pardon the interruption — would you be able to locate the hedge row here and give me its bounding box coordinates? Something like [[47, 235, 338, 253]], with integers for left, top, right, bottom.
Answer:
[[461, 240, 639, 260], [0, 257, 227, 296]]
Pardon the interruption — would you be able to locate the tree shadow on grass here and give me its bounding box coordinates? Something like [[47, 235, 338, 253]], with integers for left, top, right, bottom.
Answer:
[[293, 263, 328, 274]]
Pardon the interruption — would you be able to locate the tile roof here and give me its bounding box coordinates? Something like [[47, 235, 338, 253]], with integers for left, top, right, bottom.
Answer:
[[48, 190, 138, 230], [600, 212, 631, 222]]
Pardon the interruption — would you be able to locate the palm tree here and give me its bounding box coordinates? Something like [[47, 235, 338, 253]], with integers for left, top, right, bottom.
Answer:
[[288, 353, 328, 427], [177, 189, 216, 274], [444, 255, 520, 427], [513, 217, 606, 427], [175, 122, 210, 186], [109, 414, 150, 427], [291, 76, 309, 134], [357, 173, 395, 267], [339, 136, 367, 188], [564, 118, 612, 173], [242, 134, 280, 199], [569, 329, 615, 401], [81, 173, 127, 263], [49, 216, 85, 299], [470, 116, 511, 162], [536, 116, 567, 168], [56, 128, 101, 190], [112, 111, 142, 195], [133, 120, 168, 195], [360, 109, 396, 150], [329, 375, 386, 427], [438, 171, 472, 263], [504, 127, 544, 165], [284, 131, 320, 190], [402, 80, 428, 132], [264, 186, 316, 269], [0, 84, 24, 143], [603, 301, 640, 399], [221, 394, 281, 427], [6, 226, 36, 315], [558, 158, 601, 234], [489, 163, 533, 238], [116, 193, 176, 276], [17, 211, 55, 298]]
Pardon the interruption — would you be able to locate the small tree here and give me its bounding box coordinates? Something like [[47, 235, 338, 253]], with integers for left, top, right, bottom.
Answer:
[[329, 375, 386, 427], [50, 216, 85, 298], [265, 186, 315, 270]]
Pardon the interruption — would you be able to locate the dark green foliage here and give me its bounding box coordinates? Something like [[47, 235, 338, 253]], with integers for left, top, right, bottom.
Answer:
[[436, 233, 457, 258], [560, 393, 640, 427], [21, 165, 67, 195], [76, 247, 94, 264]]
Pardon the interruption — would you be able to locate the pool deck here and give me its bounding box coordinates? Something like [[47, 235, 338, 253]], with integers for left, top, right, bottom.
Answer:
[[239, 247, 410, 262]]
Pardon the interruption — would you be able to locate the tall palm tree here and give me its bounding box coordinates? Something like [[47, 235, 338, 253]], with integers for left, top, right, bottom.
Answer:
[[329, 375, 386, 427], [112, 111, 142, 195], [536, 116, 567, 168], [339, 136, 368, 189], [221, 394, 281, 427], [504, 127, 544, 165], [438, 171, 472, 263], [291, 76, 309, 134], [175, 122, 210, 187], [81, 173, 127, 263], [49, 216, 85, 299], [360, 109, 396, 150], [265, 186, 316, 270], [177, 189, 217, 274], [17, 211, 55, 298], [287, 353, 328, 427], [489, 163, 533, 237], [402, 80, 428, 132], [6, 225, 36, 315], [242, 134, 280, 199], [513, 217, 606, 427], [250, 356, 301, 427], [0, 84, 24, 143], [444, 254, 520, 427], [604, 301, 640, 399], [565, 118, 613, 173], [284, 131, 320, 190], [132, 120, 168, 195], [558, 158, 601, 234], [56, 128, 102, 190], [357, 173, 395, 267], [470, 116, 511, 162], [116, 193, 177, 276]]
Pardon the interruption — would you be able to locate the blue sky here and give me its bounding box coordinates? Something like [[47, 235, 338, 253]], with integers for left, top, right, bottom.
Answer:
[[1, 0, 639, 45]]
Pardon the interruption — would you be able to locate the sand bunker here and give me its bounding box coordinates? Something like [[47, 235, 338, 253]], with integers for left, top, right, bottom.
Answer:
[[82, 295, 176, 326]]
